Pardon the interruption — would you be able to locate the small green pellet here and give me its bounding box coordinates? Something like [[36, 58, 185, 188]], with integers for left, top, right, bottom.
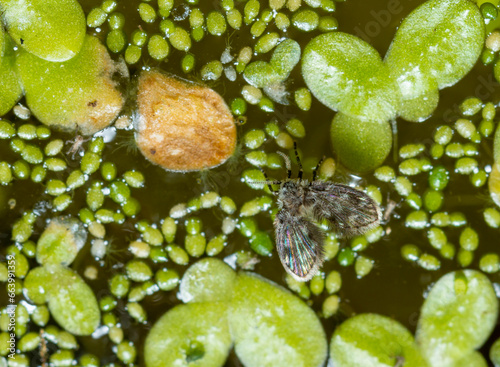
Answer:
[[399, 158, 421, 176], [67, 170, 86, 190], [17, 124, 37, 140], [0, 162, 12, 185], [180, 53, 195, 73], [127, 302, 147, 323], [431, 212, 450, 227], [434, 125, 453, 145], [44, 139, 64, 156], [445, 143, 464, 158], [117, 341, 137, 363], [249, 231, 273, 256], [100, 162, 117, 181], [125, 45, 142, 64], [275, 12, 291, 30], [322, 295, 340, 318], [169, 27, 191, 52], [108, 12, 125, 29], [457, 249, 473, 267], [123, 170, 144, 188], [325, 270, 341, 294], [405, 210, 428, 229], [374, 166, 395, 182], [226, 8, 243, 29], [429, 166, 449, 190], [201, 60, 223, 81], [430, 143, 444, 159], [110, 181, 131, 204], [0, 120, 15, 139], [148, 34, 170, 60], [189, 8, 204, 28], [455, 118, 476, 139], [86, 181, 105, 211], [185, 234, 206, 257], [401, 244, 420, 262], [13, 160, 30, 179], [244, 129, 266, 149], [11, 138, 25, 153], [479, 119, 494, 137], [32, 305, 50, 327], [449, 212, 467, 227], [423, 189, 443, 212], [459, 97, 482, 116], [191, 26, 204, 42], [427, 227, 447, 250], [206, 234, 226, 256], [244, 0, 260, 24], [318, 15, 338, 31], [294, 88, 312, 111], [21, 145, 43, 164], [255, 32, 280, 54], [46, 179, 67, 196], [126, 260, 152, 282], [399, 144, 424, 159], [481, 2, 498, 20], [292, 9, 319, 31], [95, 209, 115, 223], [138, 3, 156, 23], [309, 273, 325, 295], [207, 11, 226, 35], [482, 102, 496, 120], [285, 118, 306, 138], [417, 253, 441, 271], [455, 157, 478, 175], [155, 268, 179, 291], [161, 217, 177, 243], [337, 247, 355, 266], [131, 29, 148, 46], [81, 152, 101, 175], [439, 242, 456, 260], [484, 207, 500, 228], [167, 245, 190, 265], [354, 256, 374, 278], [459, 227, 479, 251], [160, 19, 175, 37], [44, 157, 67, 172], [405, 192, 422, 210], [250, 21, 267, 38], [107, 29, 126, 53], [479, 253, 500, 273], [394, 176, 413, 197], [158, 0, 173, 16]]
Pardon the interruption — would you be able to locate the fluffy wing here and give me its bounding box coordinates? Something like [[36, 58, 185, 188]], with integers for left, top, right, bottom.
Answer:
[[307, 182, 382, 237], [274, 211, 324, 281]]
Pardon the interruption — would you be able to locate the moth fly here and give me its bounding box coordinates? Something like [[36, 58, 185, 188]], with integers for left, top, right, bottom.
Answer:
[[255, 143, 382, 282]]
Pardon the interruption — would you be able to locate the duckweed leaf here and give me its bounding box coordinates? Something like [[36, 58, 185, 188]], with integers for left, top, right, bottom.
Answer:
[[385, 0, 484, 90], [0, 36, 22, 116], [16, 34, 126, 135], [179, 258, 236, 303], [23, 266, 51, 305], [144, 302, 232, 367], [270, 39, 301, 79], [416, 270, 498, 367], [45, 264, 100, 336], [330, 113, 392, 172], [329, 313, 429, 367], [302, 32, 399, 123], [36, 217, 87, 266], [488, 163, 500, 208], [244, 61, 282, 88], [0, 0, 85, 61], [229, 272, 327, 367]]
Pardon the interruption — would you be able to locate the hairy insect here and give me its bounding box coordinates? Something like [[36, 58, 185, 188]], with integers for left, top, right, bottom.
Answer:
[[258, 143, 381, 282]]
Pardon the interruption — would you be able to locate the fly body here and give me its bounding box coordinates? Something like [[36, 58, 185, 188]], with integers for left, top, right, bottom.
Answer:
[[259, 143, 381, 282]]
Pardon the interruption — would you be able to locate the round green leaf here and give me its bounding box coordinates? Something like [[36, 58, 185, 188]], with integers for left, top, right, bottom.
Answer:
[[0, 0, 86, 61], [329, 313, 428, 367], [179, 258, 236, 303], [302, 32, 399, 122], [385, 0, 484, 89], [244, 61, 281, 88], [45, 264, 100, 336], [229, 272, 327, 367], [330, 112, 392, 172], [16, 34, 126, 135], [416, 270, 498, 366], [0, 36, 22, 116], [36, 217, 87, 266], [144, 302, 232, 367], [270, 39, 301, 79]]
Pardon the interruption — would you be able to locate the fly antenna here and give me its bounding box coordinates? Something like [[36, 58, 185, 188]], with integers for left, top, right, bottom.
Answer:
[[293, 142, 303, 180], [277, 151, 292, 179]]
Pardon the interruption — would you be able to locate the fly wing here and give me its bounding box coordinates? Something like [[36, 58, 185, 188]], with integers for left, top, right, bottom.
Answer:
[[307, 182, 382, 237], [274, 211, 324, 282]]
